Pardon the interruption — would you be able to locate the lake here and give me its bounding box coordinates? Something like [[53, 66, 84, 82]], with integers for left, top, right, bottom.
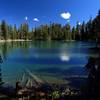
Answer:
[[0, 41, 97, 87]]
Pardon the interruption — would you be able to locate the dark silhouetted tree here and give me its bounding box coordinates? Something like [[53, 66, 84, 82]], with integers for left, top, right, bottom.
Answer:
[[1, 20, 8, 40]]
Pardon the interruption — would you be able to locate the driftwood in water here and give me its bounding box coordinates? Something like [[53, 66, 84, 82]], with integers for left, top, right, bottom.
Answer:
[[25, 69, 44, 86]]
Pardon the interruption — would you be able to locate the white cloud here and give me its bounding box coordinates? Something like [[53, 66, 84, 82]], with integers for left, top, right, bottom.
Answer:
[[78, 22, 81, 25], [25, 16, 28, 20], [61, 12, 71, 20], [33, 18, 39, 22]]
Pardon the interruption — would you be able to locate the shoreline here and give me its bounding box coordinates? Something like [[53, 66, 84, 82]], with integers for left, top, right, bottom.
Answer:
[[0, 39, 32, 43]]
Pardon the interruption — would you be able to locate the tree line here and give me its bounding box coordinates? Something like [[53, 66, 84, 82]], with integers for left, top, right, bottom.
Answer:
[[0, 9, 100, 41]]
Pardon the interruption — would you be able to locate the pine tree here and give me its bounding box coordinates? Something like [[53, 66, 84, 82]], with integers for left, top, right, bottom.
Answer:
[[13, 24, 18, 39], [75, 22, 81, 40], [1, 20, 8, 40], [81, 21, 86, 40], [22, 23, 29, 40], [72, 27, 76, 40], [8, 25, 14, 39]]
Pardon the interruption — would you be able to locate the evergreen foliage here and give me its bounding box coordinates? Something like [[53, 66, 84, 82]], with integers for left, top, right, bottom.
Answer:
[[0, 9, 100, 41]]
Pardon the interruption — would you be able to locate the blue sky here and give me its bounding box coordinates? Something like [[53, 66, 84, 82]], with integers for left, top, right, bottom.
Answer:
[[0, 0, 100, 28]]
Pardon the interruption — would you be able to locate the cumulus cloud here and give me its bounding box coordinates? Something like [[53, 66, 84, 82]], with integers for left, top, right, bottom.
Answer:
[[61, 12, 71, 20], [33, 18, 39, 22], [25, 16, 28, 20], [78, 22, 81, 25]]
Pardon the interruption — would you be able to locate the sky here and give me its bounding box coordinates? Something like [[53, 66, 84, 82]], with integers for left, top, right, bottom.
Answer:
[[0, 0, 100, 28]]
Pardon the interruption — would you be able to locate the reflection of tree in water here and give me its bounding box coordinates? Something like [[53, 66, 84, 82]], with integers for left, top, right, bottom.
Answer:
[[85, 42, 100, 100], [0, 55, 3, 86], [20, 42, 30, 56], [2, 42, 8, 60]]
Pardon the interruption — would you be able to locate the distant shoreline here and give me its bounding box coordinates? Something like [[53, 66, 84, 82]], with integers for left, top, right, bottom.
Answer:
[[0, 39, 76, 43], [0, 39, 96, 43], [0, 39, 32, 43]]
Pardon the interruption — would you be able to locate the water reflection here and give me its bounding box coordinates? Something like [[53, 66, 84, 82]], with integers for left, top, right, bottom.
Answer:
[[60, 53, 70, 61], [0, 41, 97, 86], [84, 42, 100, 99], [0, 54, 3, 85], [2, 42, 8, 60]]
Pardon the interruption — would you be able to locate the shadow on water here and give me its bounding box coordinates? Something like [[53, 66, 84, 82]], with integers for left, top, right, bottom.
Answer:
[[0, 54, 3, 86], [35, 66, 87, 76], [2, 42, 8, 60], [0, 41, 31, 61], [83, 42, 100, 100]]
